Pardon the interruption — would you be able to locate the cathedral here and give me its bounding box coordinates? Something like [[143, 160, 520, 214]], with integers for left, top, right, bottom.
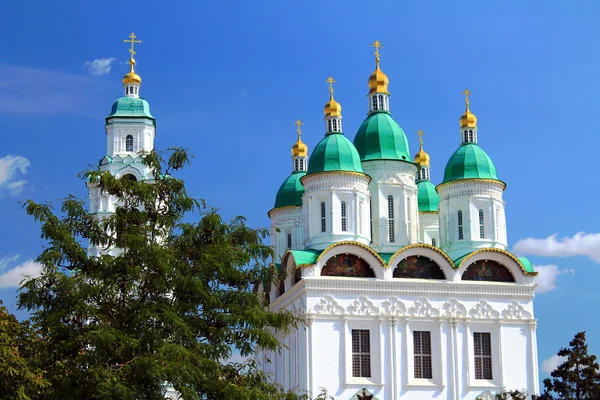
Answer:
[[258, 41, 540, 400], [87, 34, 539, 400]]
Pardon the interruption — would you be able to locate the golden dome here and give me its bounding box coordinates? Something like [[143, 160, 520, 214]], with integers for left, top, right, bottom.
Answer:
[[414, 130, 430, 167], [368, 65, 389, 95], [324, 93, 342, 117], [292, 120, 308, 157], [122, 59, 141, 86], [460, 89, 477, 128]]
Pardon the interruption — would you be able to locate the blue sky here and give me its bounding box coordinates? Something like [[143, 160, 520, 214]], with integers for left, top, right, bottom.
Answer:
[[1, 0, 599, 382]]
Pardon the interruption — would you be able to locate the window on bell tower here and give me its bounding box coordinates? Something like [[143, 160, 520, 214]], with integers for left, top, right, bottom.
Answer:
[[125, 135, 134, 152], [458, 210, 464, 240]]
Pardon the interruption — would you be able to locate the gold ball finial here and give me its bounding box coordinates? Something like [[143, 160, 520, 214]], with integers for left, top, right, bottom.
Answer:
[[122, 32, 142, 86], [292, 120, 308, 157], [324, 77, 342, 118], [414, 129, 431, 167], [459, 88, 477, 128], [368, 40, 389, 95]]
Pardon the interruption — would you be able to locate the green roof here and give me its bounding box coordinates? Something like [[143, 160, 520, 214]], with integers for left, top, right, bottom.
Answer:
[[307, 132, 364, 175], [287, 249, 321, 266], [518, 257, 535, 273], [417, 180, 440, 212], [106, 97, 155, 123], [442, 143, 499, 183], [273, 171, 305, 210], [353, 111, 411, 162]]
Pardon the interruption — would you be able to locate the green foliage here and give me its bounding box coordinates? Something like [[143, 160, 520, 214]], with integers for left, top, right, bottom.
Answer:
[[18, 149, 303, 399], [494, 390, 529, 400], [0, 302, 48, 399], [538, 331, 600, 400]]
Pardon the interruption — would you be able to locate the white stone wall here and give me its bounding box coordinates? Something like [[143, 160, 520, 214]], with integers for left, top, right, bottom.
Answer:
[[105, 119, 155, 157], [361, 160, 419, 253], [418, 212, 439, 247], [270, 206, 304, 260], [302, 173, 370, 250]]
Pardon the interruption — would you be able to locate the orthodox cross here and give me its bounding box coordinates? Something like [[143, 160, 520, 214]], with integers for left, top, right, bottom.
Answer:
[[417, 129, 424, 147], [371, 40, 383, 64], [462, 88, 472, 109], [124, 32, 142, 60], [295, 120, 303, 139], [326, 77, 336, 95]]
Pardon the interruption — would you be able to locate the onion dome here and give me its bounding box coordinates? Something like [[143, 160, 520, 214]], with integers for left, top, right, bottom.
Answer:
[[292, 135, 308, 157], [460, 89, 477, 128], [414, 135, 430, 167], [368, 40, 389, 95], [123, 59, 142, 86], [307, 134, 364, 174], [417, 181, 440, 213], [442, 143, 499, 183], [324, 81, 342, 117], [354, 112, 411, 161], [273, 171, 305, 209]]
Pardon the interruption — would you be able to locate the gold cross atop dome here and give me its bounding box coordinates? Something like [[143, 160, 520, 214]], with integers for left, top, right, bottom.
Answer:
[[414, 129, 430, 167], [460, 89, 477, 128], [122, 32, 142, 86], [292, 120, 308, 157], [326, 77, 336, 95], [371, 40, 383, 65], [295, 119, 303, 137], [417, 129, 424, 147], [462, 88, 472, 110], [124, 32, 142, 62]]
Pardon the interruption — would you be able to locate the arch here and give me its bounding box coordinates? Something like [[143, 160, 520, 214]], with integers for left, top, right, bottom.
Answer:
[[462, 259, 515, 282], [457, 248, 537, 284], [387, 244, 455, 281], [122, 173, 137, 182], [315, 241, 386, 279], [321, 253, 375, 278], [393, 255, 445, 280], [125, 134, 134, 152]]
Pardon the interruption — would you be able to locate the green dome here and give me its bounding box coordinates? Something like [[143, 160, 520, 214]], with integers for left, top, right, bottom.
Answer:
[[353, 111, 411, 162], [307, 133, 364, 175], [273, 171, 305, 209], [106, 97, 155, 123], [442, 143, 499, 183], [417, 180, 440, 213]]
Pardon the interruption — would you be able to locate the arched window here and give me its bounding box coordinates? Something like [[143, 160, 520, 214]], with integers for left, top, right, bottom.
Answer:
[[287, 233, 292, 249], [320, 202, 326, 232], [278, 280, 285, 296], [479, 209, 485, 239], [463, 131, 469, 143], [378, 95, 384, 109], [372, 96, 378, 111], [328, 119, 333, 132], [462, 259, 515, 282], [125, 135, 134, 152], [322, 254, 375, 277], [394, 255, 445, 279], [407, 196, 412, 239], [341, 201, 347, 231], [293, 267, 302, 284], [294, 159, 299, 171], [122, 173, 137, 182], [369, 202, 373, 243], [388, 195, 395, 243], [457, 210, 464, 240]]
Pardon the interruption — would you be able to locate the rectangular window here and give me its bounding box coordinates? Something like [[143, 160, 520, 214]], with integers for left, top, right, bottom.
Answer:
[[479, 209, 485, 239], [359, 201, 363, 235], [413, 331, 433, 379], [320, 202, 326, 232], [458, 210, 464, 240], [369, 202, 373, 243], [341, 201, 347, 231], [474, 332, 493, 380], [388, 196, 395, 243], [432, 238, 436, 247], [351, 329, 371, 378], [287, 233, 292, 249]]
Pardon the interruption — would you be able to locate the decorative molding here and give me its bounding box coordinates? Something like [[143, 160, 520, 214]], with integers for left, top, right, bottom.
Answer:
[[439, 299, 467, 318], [379, 297, 407, 317], [408, 298, 439, 318], [302, 171, 370, 192], [469, 300, 500, 319], [437, 179, 506, 198], [346, 296, 378, 316], [310, 296, 344, 315], [501, 301, 532, 320]]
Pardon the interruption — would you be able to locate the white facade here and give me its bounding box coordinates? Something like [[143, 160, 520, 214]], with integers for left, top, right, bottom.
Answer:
[[418, 212, 439, 247], [270, 206, 304, 257]]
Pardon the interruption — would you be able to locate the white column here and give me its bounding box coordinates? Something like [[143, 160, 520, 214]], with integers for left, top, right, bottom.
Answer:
[[307, 317, 314, 397], [529, 321, 540, 396], [497, 321, 505, 387], [390, 319, 398, 400]]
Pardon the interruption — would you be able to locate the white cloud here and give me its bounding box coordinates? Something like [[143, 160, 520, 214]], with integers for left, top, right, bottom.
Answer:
[[0, 155, 30, 196], [84, 58, 117, 76], [534, 264, 574, 294], [513, 232, 600, 263], [0, 257, 43, 288], [542, 354, 567, 374]]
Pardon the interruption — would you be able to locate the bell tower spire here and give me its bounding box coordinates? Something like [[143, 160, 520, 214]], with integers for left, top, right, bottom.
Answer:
[[324, 77, 343, 134], [122, 32, 142, 98], [368, 40, 390, 113], [291, 120, 308, 172]]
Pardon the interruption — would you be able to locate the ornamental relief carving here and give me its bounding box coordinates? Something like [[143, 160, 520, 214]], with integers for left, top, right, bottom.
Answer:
[[305, 180, 369, 193], [439, 182, 504, 201], [303, 174, 369, 193], [408, 298, 440, 318], [346, 296, 378, 316], [311, 296, 344, 315], [439, 299, 467, 318], [379, 297, 407, 317], [290, 299, 307, 317], [501, 301, 532, 320], [469, 300, 500, 319], [367, 167, 416, 186]]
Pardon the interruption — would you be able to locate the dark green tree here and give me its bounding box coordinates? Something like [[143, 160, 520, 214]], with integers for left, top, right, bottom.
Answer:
[[538, 331, 600, 400], [18, 149, 302, 400], [0, 302, 48, 399]]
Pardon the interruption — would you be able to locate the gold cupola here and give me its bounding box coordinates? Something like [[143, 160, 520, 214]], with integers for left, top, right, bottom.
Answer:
[[414, 130, 430, 167], [122, 33, 142, 86], [460, 88, 477, 128], [324, 77, 341, 117], [368, 40, 390, 95], [292, 120, 308, 157]]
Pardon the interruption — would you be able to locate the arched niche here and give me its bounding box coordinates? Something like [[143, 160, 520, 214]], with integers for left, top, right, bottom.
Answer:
[[122, 173, 137, 182], [462, 259, 515, 282], [321, 254, 375, 278], [393, 255, 445, 280], [387, 245, 455, 281], [293, 267, 302, 284]]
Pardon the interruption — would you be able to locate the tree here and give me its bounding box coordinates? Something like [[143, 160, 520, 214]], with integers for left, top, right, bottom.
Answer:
[[539, 331, 600, 399], [0, 302, 48, 399], [18, 149, 302, 400]]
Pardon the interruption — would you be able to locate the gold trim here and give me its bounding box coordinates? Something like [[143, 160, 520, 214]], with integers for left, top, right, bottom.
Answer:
[[267, 205, 301, 218], [387, 243, 455, 269], [316, 241, 387, 268], [458, 248, 538, 276], [435, 178, 506, 192], [418, 211, 439, 215], [300, 170, 372, 184]]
